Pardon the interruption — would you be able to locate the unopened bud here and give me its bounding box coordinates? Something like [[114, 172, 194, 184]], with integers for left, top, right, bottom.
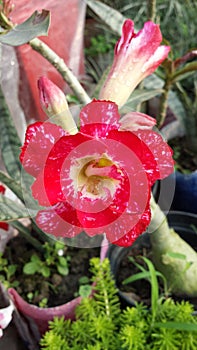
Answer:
[[38, 76, 78, 134]]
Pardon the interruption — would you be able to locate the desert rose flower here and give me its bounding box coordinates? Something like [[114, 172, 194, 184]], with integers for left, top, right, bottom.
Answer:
[[20, 97, 174, 247], [99, 19, 170, 107]]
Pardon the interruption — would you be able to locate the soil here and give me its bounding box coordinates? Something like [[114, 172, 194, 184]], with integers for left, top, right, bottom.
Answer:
[[2, 235, 100, 307]]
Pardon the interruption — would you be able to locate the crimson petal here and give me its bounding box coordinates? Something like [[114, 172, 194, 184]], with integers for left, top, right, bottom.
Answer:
[[110, 202, 151, 247], [134, 130, 174, 180], [107, 129, 158, 185], [36, 202, 82, 238], [32, 132, 93, 206], [20, 122, 66, 177], [80, 99, 120, 136]]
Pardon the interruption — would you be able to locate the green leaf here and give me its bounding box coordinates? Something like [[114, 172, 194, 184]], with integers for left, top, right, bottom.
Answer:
[[79, 276, 90, 285], [41, 266, 50, 278], [165, 252, 187, 260], [7, 265, 17, 278], [55, 241, 65, 251], [120, 88, 163, 113], [0, 87, 22, 181], [0, 171, 24, 202], [154, 322, 197, 331], [31, 254, 42, 263], [57, 264, 69, 276], [142, 257, 159, 320], [78, 284, 92, 298], [0, 194, 29, 221], [23, 262, 39, 275], [86, 0, 126, 36], [0, 10, 50, 46], [123, 271, 153, 285], [58, 256, 68, 267]]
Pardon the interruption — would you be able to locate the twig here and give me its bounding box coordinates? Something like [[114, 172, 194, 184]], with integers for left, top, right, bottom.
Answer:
[[147, 0, 157, 22], [29, 37, 91, 105]]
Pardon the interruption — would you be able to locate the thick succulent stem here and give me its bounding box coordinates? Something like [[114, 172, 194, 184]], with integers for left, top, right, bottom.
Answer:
[[149, 196, 197, 297]]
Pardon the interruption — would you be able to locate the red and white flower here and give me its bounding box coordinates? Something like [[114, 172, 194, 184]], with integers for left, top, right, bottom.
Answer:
[[20, 97, 174, 247], [99, 19, 170, 107]]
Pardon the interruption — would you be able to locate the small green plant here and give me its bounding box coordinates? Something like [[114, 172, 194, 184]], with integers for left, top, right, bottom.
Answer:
[[40, 258, 197, 350], [74, 276, 92, 298], [27, 292, 48, 308], [0, 252, 19, 288], [23, 241, 70, 278]]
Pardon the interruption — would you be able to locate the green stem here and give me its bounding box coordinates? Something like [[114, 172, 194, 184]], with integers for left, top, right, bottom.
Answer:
[[171, 62, 197, 83], [147, 0, 157, 22], [157, 79, 171, 127], [29, 38, 91, 105], [10, 221, 44, 252]]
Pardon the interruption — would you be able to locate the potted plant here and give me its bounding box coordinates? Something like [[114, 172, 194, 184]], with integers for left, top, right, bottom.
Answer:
[[40, 257, 197, 350], [0, 0, 197, 347]]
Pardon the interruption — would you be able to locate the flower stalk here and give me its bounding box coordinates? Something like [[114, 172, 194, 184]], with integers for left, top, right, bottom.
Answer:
[[147, 0, 157, 22]]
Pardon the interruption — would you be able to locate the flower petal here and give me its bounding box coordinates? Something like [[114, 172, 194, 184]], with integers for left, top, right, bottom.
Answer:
[[110, 202, 151, 246], [134, 130, 174, 180], [20, 122, 66, 177], [31, 132, 93, 206], [107, 129, 158, 185], [36, 202, 82, 238], [99, 19, 170, 107], [119, 112, 156, 132], [76, 169, 130, 230], [80, 99, 120, 133]]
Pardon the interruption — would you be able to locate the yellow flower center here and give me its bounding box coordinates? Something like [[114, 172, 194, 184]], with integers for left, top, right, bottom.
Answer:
[[70, 155, 120, 199]]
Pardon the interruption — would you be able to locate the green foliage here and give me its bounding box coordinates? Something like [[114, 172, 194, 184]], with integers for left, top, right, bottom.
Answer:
[[0, 252, 19, 288], [40, 258, 197, 350], [0, 86, 22, 181], [74, 276, 92, 298], [23, 242, 70, 278], [0, 10, 50, 46], [85, 34, 116, 57]]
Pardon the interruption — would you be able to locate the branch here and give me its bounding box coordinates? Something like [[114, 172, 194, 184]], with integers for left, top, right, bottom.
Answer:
[[29, 37, 91, 105]]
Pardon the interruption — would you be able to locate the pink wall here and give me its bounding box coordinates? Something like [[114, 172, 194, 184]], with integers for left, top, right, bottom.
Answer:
[[10, 0, 86, 121]]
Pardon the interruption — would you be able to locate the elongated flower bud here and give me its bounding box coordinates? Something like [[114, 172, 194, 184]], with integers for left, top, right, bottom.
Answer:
[[38, 76, 78, 135], [99, 20, 170, 107]]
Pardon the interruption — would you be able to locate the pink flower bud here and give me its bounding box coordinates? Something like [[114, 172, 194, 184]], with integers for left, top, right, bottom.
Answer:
[[38, 76, 78, 134]]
